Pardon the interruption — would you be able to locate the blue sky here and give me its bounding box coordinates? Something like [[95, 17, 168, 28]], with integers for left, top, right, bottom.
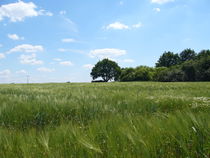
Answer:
[[0, 0, 210, 83]]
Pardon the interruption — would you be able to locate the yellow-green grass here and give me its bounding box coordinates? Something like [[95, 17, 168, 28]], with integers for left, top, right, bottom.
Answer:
[[0, 82, 209, 157]]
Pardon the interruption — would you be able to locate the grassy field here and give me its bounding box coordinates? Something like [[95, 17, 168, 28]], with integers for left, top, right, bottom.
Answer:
[[0, 82, 209, 158]]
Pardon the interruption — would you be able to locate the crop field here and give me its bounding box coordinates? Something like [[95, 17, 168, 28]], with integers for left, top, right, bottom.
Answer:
[[0, 82, 209, 158]]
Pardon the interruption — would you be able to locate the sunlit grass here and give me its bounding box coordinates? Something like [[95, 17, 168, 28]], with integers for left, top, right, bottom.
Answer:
[[0, 82, 209, 157]]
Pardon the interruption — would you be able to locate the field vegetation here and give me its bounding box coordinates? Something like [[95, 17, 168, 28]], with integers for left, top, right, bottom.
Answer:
[[0, 82, 209, 157]]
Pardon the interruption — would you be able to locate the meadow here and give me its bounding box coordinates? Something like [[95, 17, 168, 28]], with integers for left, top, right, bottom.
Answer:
[[0, 82, 209, 158]]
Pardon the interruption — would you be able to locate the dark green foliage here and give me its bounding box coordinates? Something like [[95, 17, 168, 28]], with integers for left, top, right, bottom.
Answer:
[[119, 68, 136, 81], [155, 50, 210, 82], [117, 49, 210, 82], [91, 59, 121, 82], [196, 50, 210, 59], [156, 51, 180, 67], [180, 49, 196, 62], [134, 66, 154, 81], [153, 67, 168, 81], [196, 56, 210, 81], [156, 68, 184, 82], [119, 66, 154, 81], [90, 49, 210, 82], [181, 61, 196, 81]]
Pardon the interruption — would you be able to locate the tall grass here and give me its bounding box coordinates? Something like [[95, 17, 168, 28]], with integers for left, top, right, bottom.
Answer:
[[0, 82, 209, 157]]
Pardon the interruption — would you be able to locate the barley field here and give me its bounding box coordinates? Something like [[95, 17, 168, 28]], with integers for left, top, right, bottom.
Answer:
[[0, 82, 209, 158]]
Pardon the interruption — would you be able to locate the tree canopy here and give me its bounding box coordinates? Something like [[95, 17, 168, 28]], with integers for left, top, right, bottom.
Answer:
[[197, 50, 210, 59], [156, 51, 180, 67], [90, 59, 121, 82], [180, 49, 196, 62]]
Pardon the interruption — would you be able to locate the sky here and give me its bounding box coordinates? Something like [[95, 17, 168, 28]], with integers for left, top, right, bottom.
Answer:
[[0, 0, 210, 83]]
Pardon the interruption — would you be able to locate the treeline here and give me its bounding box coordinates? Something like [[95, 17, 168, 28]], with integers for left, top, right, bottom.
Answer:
[[119, 49, 210, 82]]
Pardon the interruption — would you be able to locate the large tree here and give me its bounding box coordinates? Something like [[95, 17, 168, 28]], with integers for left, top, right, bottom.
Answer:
[[180, 49, 196, 62], [91, 59, 121, 82], [156, 51, 180, 67]]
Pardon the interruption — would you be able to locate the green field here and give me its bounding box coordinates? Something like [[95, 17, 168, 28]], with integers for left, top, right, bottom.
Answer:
[[0, 82, 209, 158]]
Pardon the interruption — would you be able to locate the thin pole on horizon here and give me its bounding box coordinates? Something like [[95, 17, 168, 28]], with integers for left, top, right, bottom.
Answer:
[[27, 75, 30, 84]]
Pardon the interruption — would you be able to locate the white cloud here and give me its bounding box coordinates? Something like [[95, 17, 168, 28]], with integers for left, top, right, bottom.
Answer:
[[106, 22, 129, 30], [83, 64, 94, 69], [46, 12, 53, 16], [154, 8, 161, 12], [151, 0, 174, 4], [52, 58, 73, 66], [0, 44, 2, 47], [19, 53, 43, 65], [0, 1, 52, 22], [8, 34, 24, 40], [61, 38, 76, 43], [59, 61, 73, 66], [16, 69, 27, 74], [0, 69, 11, 78], [53, 58, 62, 61], [38, 9, 53, 16], [132, 22, 143, 28], [0, 53, 5, 59], [37, 67, 55, 72], [59, 10, 66, 15], [7, 44, 44, 54], [89, 48, 126, 59], [122, 59, 135, 63], [105, 22, 142, 30]]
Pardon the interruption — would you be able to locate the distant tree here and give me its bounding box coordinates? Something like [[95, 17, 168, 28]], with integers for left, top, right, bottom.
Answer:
[[181, 61, 196, 81], [196, 56, 210, 81], [119, 68, 135, 81], [156, 68, 184, 82], [156, 51, 180, 67], [91, 59, 121, 82], [180, 49, 196, 62], [197, 50, 210, 59], [119, 66, 154, 81], [134, 66, 154, 81], [153, 67, 168, 81]]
